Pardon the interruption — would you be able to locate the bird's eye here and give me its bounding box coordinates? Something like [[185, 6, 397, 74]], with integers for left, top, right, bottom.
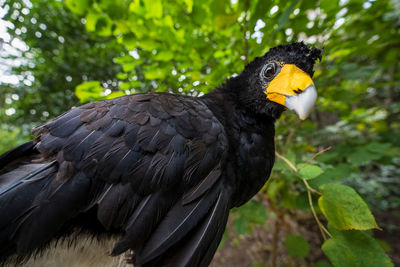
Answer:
[[261, 62, 279, 81]]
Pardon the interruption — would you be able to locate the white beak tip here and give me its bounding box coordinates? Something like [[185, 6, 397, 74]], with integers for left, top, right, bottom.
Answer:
[[285, 85, 317, 120]]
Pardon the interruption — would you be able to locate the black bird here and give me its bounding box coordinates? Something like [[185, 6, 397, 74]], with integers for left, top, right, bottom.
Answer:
[[0, 42, 321, 266]]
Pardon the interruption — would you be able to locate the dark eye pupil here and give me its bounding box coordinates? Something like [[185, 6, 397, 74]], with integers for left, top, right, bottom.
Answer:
[[264, 65, 275, 78]]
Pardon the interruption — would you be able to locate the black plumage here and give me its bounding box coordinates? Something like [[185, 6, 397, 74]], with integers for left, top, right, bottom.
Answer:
[[0, 42, 321, 266]]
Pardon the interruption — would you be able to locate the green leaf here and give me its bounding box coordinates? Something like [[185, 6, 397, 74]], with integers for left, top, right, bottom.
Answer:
[[85, 10, 100, 32], [318, 184, 379, 230], [297, 164, 324, 180], [106, 91, 125, 99], [65, 0, 90, 15], [277, 0, 300, 30], [285, 234, 310, 259], [85, 11, 113, 36], [99, 0, 128, 19], [95, 16, 113, 36], [322, 227, 394, 267], [116, 73, 128, 79], [309, 163, 353, 188], [214, 12, 239, 29], [75, 81, 105, 103], [182, 0, 193, 13], [138, 39, 159, 51], [155, 50, 174, 61], [122, 62, 138, 72], [144, 68, 166, 80], [319, 0, 340, 12], [313, 260, 331, 267], [231, 200, 267, 235], [347, 148, 383, 165], [144, 0, 163, 18], [365, 142, 391, 153], [129, 0, 145, 15], [233, 216, 247, 235]]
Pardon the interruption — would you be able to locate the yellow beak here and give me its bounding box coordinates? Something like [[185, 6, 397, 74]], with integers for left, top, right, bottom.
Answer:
[[264, 64, 317, 120]]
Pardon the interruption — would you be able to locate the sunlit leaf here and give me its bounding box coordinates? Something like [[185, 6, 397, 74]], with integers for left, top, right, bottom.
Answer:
[[75, 81, 105, 103], [144, 0, 163, 18], [138, 39, 159, 51], [318, 184, 379, 230], [85, 10, 100, 32], [65, 0, 90, 15], [155, 50, 174, 61], [297, 164, 324, 180], [144, 68, 166, 80], [322, 227, 394, 267], [182, 0, 193, 13]]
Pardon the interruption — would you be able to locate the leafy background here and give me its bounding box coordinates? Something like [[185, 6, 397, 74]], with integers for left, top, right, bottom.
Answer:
[[0, 0, 399, 266]]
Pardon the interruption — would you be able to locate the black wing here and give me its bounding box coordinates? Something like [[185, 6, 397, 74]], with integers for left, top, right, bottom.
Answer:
[[0, 93, 231, 266]]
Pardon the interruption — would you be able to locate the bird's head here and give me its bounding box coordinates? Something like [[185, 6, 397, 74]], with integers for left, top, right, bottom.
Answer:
[[236, 42, 322, 120]]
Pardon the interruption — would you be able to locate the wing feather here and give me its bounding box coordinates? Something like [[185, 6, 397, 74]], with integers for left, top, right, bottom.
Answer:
[[1, 93, 231, 264], [136, 180, 222, 264]]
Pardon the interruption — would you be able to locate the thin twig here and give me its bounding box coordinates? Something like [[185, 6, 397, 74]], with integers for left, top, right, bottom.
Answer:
[[303, 178, 321, 195], [304, 179, 331, 239], [275, 151, 297, 172], [297, 146, 332, 171], [275, 147, 333, 239]]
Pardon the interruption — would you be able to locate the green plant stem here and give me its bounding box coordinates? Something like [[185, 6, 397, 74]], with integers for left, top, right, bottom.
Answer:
[[297, 146, 332, 171], [275, 148, 333, 239], [304, 178, 331, 240]]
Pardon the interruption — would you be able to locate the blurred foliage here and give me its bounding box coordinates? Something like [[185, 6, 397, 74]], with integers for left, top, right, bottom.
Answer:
[[0, 0, 125, 129], [322, 225, 394, 267], [285, 234, 310, 259], [1, 0, 399, 266]]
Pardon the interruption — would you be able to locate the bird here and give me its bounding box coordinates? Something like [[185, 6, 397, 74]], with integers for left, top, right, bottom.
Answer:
[[0, 42, 322, 266]]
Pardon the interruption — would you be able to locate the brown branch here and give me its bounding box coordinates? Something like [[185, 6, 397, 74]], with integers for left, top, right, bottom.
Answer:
[[297, 146, 332, 171], [275, 151, 297, 172]]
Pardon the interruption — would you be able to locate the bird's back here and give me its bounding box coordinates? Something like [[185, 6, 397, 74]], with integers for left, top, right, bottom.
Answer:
[[0, 92, 233, 267]]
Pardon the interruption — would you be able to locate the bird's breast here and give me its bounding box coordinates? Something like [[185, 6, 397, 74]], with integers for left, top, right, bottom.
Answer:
[[229, 128, 275, 207]]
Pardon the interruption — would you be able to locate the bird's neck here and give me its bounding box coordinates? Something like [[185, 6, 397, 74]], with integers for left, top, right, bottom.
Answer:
[[202, 84, 276, 207], [201, 77, 276, 127]]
